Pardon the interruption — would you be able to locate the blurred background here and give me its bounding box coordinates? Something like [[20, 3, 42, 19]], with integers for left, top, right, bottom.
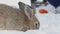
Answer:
[[0, 0, 60, 34]]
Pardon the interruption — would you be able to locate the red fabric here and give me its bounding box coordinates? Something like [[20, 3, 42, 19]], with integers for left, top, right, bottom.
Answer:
[[39, 9, 48, 14]]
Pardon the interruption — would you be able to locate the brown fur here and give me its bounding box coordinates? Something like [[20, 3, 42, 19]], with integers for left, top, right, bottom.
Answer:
[[0, 4, 40, 32]]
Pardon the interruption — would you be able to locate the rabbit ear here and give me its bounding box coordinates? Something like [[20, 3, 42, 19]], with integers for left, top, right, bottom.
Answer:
[[18, 2, 35, 19], [24, 5, 35, 19], [18, 2, 25, 12]]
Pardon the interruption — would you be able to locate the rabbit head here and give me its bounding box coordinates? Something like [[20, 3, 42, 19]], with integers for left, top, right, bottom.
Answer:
[[18, 2, 40, 30]]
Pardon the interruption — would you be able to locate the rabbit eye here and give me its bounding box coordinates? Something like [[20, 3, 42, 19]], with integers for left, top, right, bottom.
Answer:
[[35, 23, 37, 26], [34, 23, 37, 27]]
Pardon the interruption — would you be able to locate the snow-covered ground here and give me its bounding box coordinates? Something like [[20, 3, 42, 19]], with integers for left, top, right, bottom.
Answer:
[[0, 0, 60, 34], [0, 0, 31, 8]]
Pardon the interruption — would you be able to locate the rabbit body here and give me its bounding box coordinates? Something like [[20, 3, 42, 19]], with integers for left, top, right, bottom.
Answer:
[[0, 4, 30, 31], [0, 3, 40, 32]]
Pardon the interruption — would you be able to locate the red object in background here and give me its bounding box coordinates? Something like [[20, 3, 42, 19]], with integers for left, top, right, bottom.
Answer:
[[39, 9, 48, 14]]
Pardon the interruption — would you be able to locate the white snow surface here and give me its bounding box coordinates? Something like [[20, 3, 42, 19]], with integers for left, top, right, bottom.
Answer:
[[0, 0, 31, 8], [0, 0, 60, 34]]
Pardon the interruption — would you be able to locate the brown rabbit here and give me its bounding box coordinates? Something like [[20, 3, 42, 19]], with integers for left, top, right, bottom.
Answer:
[[0, 2, 40, 32]]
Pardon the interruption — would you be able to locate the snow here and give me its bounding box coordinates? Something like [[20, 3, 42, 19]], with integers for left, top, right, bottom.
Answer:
[[56, 6, 60, 14], [0, 0, 31, 8], [0, 0, 60, 34]]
